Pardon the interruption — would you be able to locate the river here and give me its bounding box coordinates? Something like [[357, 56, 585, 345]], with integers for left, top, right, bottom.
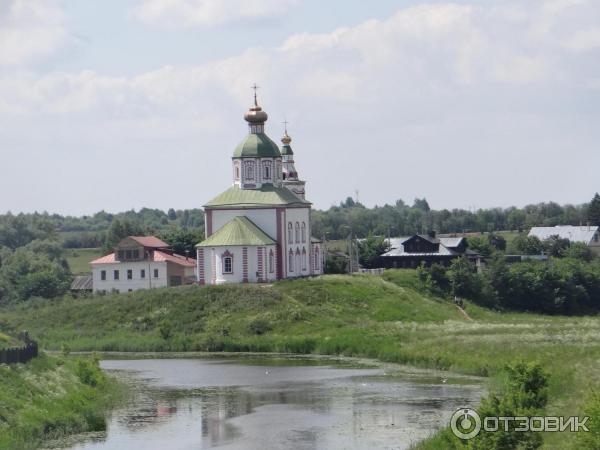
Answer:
[[51, 355, 483, 450]]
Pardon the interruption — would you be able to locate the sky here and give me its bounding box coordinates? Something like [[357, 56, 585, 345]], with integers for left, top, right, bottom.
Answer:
[[1, 0, 599, 216]]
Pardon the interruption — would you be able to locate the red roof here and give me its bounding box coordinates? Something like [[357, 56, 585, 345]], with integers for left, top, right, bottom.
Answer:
[[91, 250, 195, 267], [153, 251, 196, 267], [129, 236, 170, 248]]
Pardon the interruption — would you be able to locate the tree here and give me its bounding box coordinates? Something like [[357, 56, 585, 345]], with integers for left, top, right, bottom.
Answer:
[[102, 220, 144, 254], [158, 227, 204, 256], [510, 234, 544, 255], [357, 235, 390, 268], [0, 246, 71, 303], [588, 193, 600, 226], [447, 257, 480, 299], [167, 208, 177, 221], [565, 242, 593, 261], [542, 235, 570, 257], [412, 198, 430, 212], [488, 233, 507, 251], [468, 236, 494, 257]]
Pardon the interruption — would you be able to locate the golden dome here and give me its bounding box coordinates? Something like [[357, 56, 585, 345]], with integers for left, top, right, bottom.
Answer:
[[281, 131, 292, 145], [244, 104, 268, 124]]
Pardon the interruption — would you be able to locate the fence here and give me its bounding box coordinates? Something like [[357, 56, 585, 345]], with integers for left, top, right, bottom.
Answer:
[[358, 268, 385, 275], [0, 332, 38, 365]]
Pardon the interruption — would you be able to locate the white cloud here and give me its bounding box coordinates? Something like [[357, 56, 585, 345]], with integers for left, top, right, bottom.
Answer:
[[2, 1, 600, 213], [4, 2, 599, 115], [0, 0, 68, 66], [134, 0, 300, 27]]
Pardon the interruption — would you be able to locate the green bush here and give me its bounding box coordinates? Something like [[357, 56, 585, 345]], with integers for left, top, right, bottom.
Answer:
[[578, 390, 600, 449]]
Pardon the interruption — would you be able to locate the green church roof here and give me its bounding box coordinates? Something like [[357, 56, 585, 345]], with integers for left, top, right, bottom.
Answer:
[[204, 185, 310, 209], [281, 144, 293, 156], [233, 133, 281, 158], [197, 216, 276, 247]]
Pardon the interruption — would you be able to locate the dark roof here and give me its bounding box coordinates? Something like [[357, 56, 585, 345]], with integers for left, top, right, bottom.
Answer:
[[382, 235, 473, 258], [71, 275, 93, 290]]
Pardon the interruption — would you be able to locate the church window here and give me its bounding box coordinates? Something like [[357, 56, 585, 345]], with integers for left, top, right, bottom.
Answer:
[[263, 162, 271, 180], [235, 166, 240, 179], [288, 250, 294, 272], [154, 268, 159, 278], [269, 250, 274, 273], [100, 270, 106, 281], [301, 222, 306, 243], [127, 269, 133, 280], [288, 223, 293, 244], [302, 248, 307, 270], [295, 222, 300, 243], [245, 163, 255, 180], [114, 270, 119, 280], [223, 256, 233, 274]]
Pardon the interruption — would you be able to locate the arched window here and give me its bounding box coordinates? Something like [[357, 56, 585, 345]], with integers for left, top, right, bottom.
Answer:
[[222, 251, 233, 274], [288, 249, 294, 272], [235, 166, 239, 179], [295, 222, 300, 243], [245, 163, 255, 180], [288, 222, 293, 244], [301, 222, 306, 243], [263, 162, 271, 180], [295, 248, 301, 275], [302, 248, 307, 271], [269, 249, 274, 273]]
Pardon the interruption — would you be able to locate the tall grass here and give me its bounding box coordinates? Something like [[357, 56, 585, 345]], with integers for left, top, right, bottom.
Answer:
[[0, 353, 122, 449]]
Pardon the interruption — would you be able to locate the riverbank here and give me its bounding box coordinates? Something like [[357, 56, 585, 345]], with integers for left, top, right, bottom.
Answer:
[[0, 353, 122, 449], [2, 271, 600, 448]]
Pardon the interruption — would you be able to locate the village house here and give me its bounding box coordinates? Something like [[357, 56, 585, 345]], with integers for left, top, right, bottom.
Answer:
[[90, 236, 195, 293], [528, 225, 600, 254], [196, 92, 323, 284], [378, 233, 478, 268]]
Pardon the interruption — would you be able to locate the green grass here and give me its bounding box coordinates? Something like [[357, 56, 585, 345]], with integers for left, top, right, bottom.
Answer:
[[0, 353, 122, 449], [1, 271, 598, 449], [0, 331, 22, 349], [65, 248, 103, 275]]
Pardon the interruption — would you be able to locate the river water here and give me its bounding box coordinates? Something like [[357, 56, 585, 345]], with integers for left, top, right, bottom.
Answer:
[[52, 355, 483, 450]]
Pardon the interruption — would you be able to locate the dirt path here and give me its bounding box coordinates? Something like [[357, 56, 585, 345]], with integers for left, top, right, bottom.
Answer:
[[456, 305, 473, 321]]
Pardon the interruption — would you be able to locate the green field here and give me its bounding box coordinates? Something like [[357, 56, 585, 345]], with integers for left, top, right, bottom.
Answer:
[[65, 248, 103, 275], [1, 271, 598, 449]]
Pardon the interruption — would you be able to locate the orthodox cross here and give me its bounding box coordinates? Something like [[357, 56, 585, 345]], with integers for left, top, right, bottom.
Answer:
[[251, 83, 260, 105]]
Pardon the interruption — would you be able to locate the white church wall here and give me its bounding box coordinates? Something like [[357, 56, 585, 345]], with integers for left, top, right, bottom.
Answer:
[[211, 209, 277, 239], [283, 207, 311, 278], [198, 244, 278, 285]]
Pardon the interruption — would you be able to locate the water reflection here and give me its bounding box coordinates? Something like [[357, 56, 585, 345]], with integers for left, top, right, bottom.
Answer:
[[56, 357, 483, 450]]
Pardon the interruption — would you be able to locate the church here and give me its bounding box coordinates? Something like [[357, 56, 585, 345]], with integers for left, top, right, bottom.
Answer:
[[195, 91, 323, 284]]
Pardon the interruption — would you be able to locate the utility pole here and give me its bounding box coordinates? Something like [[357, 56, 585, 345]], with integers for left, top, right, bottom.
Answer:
[[348, 232, 353, 274]]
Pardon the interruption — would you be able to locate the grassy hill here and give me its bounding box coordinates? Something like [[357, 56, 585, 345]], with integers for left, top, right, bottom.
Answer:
[[1, 271, 599, 448]]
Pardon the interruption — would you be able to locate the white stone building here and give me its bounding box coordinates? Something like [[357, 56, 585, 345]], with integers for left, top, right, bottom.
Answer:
[[196, 94, 323, 284], [91, 236, 196, 293]]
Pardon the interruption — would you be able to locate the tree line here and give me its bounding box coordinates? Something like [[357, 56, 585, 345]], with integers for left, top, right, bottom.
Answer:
[[312, 194, 600, 240]]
